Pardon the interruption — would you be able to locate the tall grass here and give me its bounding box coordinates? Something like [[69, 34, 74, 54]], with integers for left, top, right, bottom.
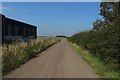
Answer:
[[2, 38, 60, 75]]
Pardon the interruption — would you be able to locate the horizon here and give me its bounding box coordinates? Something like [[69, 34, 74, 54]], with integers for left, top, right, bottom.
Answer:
[[2, 2, 102, 37]]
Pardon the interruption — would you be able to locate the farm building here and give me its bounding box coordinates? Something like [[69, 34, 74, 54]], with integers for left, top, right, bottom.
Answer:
[[1, 14, 37, 42]]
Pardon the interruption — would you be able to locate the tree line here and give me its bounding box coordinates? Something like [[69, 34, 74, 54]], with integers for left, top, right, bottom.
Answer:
[[68, 2, 120, 71]]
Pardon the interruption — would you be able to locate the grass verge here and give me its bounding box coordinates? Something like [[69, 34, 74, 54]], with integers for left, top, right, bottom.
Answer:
[[69, 42, 118, 78]]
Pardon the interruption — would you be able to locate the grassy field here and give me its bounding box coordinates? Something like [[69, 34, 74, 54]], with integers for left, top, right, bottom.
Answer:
[[2, 37, 60, 76], [37, 36, 63, 40], [69, 42, 118, 78]]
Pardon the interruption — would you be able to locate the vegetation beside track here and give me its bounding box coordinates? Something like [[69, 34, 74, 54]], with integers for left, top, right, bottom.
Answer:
[[68, 2, 119, 78], [69, 42, 118, 78], [2, 38, 60, 75]]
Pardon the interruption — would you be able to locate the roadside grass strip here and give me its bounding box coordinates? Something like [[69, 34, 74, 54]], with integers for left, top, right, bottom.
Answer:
[[69, 42, 118, 78]]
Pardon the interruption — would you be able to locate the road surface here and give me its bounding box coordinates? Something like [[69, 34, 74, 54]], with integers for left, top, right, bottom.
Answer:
[[4, 39, 99, 78]]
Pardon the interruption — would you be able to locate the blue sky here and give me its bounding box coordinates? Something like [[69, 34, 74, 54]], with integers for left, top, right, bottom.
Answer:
[[2, 2, 102, 37]]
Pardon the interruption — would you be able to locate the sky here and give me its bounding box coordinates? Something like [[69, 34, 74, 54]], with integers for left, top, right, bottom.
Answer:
[[2, 2, 102, 37]]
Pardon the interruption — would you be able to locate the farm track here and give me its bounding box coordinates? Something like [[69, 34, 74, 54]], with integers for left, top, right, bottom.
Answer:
[[4, 39, 99, 78]]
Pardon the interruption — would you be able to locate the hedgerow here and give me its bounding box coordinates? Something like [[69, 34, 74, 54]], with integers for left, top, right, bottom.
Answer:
[[68, 2, 119, 72]]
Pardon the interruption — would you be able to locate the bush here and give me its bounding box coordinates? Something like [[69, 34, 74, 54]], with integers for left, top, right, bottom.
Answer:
[[68, 19, 119, 71]]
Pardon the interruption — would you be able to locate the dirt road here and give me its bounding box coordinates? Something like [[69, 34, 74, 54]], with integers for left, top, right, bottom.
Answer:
[[4, 39, 99, 78]]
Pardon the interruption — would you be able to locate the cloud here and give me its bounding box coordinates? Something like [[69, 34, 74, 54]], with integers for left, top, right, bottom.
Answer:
[[0, 6, 29, 13], [0, 6, 14, 11], [0, 6, 15, 13]]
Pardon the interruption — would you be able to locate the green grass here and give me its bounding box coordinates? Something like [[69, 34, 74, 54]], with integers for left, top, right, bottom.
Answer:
[[69, 42, 118, 78], [37, 36, 51, 40], [37, 36, 64, 40]]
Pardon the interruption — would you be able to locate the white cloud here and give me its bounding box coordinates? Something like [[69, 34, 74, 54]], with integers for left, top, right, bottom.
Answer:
[[1, 6, 29, 14], [0, 6, 15, 13], [0, 6, 14, 11]]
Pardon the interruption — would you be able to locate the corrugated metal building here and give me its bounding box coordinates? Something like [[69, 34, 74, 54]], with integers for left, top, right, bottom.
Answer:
[[1, 14, 37, 42]]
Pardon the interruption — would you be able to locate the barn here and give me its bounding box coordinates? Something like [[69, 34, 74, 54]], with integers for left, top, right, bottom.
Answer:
[[1, 14, 37, 42]]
